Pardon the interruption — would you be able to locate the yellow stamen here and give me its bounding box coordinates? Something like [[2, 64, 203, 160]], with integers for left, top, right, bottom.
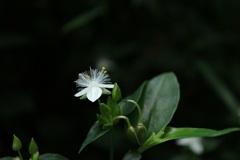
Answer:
[[78, 73, 82, 77], [86, 75, 90, 78], [104, 71, 107, 74], [102, 66, 106, 70]]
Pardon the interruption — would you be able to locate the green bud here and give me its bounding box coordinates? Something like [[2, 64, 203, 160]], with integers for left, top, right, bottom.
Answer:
[[29, 138, 38, 155], [102, 88, 111, 95], [112, 83, 121, 102], [106, 97, 115, 109], [136, 123, 147, 144], [127, 126, 140, 145], [12, 135, 22, 151], [31, 151, 39, 160], [99, 103, 112, 117], [97, 114, 108, 125]]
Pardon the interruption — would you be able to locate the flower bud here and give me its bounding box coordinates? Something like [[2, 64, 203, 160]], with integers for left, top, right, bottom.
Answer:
[[99, 103, 111, 119], [112, 83, 121, 102], [29, 138, 38, 155], [31, 151, 39, 160], [136, 123, 147, 144], [102, 88, 111, 95], [127, 126, 140, 145], [97, 114, 108, 125], [12, 135, 22, 151]]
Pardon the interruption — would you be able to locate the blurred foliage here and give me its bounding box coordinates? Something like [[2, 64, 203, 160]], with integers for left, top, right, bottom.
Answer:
[[1, 0, 240, 159]]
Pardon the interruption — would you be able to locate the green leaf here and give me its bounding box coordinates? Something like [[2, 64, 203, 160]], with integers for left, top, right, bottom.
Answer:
[[119, 81, 147, 115], [123, 150, 142, 160], [62, 5, 107, 33], [39, 153, 69, 160], [141, 72, 180, 135], [138, 127, 240, 153], [161, 127, 240, 142], [79, 122, 110, 153]]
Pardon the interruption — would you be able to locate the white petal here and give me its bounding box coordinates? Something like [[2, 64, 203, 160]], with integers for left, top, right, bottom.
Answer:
[[176, 138, 203, 155], [74, 88, 89, 97], [189, 140, 203, 155], [98, 84, 114, 88], [87, 87, 102, 102]]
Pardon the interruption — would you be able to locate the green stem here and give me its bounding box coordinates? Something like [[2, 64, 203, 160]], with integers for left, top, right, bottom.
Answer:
[[17, 150, 23, 160], [97, 99, 101, 106], [113, 116, 132, 128], [126, 100, 143, 123], [109, 128, 114, 160]]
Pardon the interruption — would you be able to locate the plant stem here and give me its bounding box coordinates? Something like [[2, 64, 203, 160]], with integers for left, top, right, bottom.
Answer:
[[126, 100, 143, 123], [109, 128, 114, 160], [17, 150, 23, 160], [113, 116, 132, 128]]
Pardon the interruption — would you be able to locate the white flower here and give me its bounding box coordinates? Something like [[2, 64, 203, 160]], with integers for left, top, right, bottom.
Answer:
[[176, 137, 204, 155], [74, 67, 114, 102]]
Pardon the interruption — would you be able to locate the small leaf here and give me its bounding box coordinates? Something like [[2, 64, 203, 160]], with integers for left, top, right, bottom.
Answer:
[[39, 153, 69, 160], [123, 150, 142, 160], [79, 122, 110, 153]]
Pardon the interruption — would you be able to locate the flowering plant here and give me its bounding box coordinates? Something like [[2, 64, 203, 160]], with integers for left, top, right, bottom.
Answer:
[[2, 67, 240, 160], [76, 67, 239, 160]]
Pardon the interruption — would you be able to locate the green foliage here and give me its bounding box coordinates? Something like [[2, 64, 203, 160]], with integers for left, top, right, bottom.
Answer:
[[12, 135, 22, 151], [140, 72, 180, 136], [79, 72, 240, 159], [29, 138, 38, 155], [79, 122, 110, 153]]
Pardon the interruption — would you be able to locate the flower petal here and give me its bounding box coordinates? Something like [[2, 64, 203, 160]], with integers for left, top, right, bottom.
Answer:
[[98, 84, 114, 88], [74, 88, 89, 97], [87, 87, 102, 102]]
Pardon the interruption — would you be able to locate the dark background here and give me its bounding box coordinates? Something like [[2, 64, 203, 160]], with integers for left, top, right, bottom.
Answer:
[[1, 0, 240, 159]]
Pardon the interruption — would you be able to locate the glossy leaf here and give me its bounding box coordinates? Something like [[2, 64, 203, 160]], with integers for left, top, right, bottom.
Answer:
[[123, 150, 142, 160], [138, 127, 240, 153], [119, 81, 147, 115], [161, 127, 240, 142], [39, 153, 69, 160], [79, 122, 110, 153], [141, 72, 180, 135]]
